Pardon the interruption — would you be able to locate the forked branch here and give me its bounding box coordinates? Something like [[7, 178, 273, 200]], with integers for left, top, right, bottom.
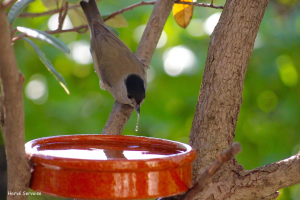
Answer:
[[58, 2, 69, 31], [180, 143, 242, 200]]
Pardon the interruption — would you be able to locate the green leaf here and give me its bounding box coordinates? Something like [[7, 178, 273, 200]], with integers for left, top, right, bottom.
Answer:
[[102, 14, 109, 19], [64, 0, 81, 3], [106, 25, 119, 36], [104, 14, 128, 28], [68, 8, 86, 27], [17, 26, 70, 54], [8, 0, 35, 25], [23, 38, 70, 94], [41, 0, 62, 9]]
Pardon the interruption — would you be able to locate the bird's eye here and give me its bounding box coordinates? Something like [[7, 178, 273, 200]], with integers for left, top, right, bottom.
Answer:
[[127, 95, 132, 99]]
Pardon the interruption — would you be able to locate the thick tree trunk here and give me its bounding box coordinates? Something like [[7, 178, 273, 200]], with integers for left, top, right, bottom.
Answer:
[[0, 5, 31, 200], [190, 0, 269, 176], [187, 0, 272, 199]]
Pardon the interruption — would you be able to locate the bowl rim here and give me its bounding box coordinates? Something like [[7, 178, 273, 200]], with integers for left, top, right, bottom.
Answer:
[[25, 134, 197, 172]]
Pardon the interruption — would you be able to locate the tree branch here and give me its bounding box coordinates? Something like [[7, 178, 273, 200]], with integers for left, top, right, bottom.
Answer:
[[104, 1, 155, 21], [101, 0, 174, 135], [0, 4, 31, 200], [45, 24, 88, 34], [226, 152, 300, 199], [174, 0, 223, 9], [101, 101, 134, 135], [191, 151, 300, 200], [179, 143, 241, 200], [58, 2, 69, 31], [135, 0, 174, 66], [18, 4, 81, 18]]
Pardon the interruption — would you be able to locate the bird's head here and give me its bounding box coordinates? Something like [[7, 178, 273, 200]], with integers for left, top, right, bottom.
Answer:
[[125, 74, 146, 114]]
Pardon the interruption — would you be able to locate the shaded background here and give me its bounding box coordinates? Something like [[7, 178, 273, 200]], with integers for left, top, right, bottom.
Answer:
[[1, 0, 300, 199]]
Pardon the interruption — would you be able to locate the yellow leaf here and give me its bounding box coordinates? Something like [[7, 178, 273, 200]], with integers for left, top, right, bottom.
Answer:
[[41, 0, 62, 10], [68, 8, 87, 27], [173, 0, 194, 28], [104, 14, 128, 28]]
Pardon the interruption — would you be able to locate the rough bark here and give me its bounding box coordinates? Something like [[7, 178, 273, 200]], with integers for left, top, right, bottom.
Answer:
[[179, 0, 300, 199], [102, 101, 134, 135], [190, 151, 300, 200], [217, 152, 300, 199], [3, 0, 300, 199], [180, 143, 242, 200], [190, 0, 269, 177], [101, 0, 174, 135], [100, 0, 300, 199], [0, 5, 31, 200]]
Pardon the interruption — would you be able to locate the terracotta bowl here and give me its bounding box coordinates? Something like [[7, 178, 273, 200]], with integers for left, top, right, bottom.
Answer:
[[25, 135, 196, 199]]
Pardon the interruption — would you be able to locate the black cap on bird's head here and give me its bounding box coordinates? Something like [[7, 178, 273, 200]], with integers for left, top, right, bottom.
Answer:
[[125, 74, 145, 114]]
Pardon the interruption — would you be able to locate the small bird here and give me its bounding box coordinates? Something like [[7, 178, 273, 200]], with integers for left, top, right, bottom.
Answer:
[[80, 0, 146, 114]]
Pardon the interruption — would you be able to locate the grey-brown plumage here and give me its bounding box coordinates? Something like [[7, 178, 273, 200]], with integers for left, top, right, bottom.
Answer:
[[80, 0, 146, 113]]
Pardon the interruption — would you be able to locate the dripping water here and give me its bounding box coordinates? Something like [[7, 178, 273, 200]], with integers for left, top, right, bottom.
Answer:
[[135, 113, 140, 132]]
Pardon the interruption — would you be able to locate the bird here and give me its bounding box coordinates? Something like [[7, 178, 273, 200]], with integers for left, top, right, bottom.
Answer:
[[80, 0, 146, 114]]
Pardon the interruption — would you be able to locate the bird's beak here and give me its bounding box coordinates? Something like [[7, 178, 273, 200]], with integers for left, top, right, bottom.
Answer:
[[134, 104, 140, 115]]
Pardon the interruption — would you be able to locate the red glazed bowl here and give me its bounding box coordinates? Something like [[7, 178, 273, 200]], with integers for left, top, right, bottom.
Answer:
[[25, 135, 196, 199]]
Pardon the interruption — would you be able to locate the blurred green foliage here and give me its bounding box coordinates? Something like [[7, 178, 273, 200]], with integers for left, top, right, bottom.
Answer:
[[1, 0, 300, 199]]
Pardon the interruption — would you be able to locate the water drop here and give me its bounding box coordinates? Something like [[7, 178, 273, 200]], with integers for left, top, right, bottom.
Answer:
[[135, 113, 140, 132]]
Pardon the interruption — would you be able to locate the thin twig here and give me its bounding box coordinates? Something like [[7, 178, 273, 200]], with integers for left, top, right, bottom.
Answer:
[[179, 143, 242, 200], [18, 0, 223, 19], [57, 2, 63, 28], [58, 2, 69, 30], [46, 23, 88, 34], [104, 1, 155, 21], [57, 2, 64, 30], [19, 4, 80, 18], [175, 0, 223, 9], [11, 25, 88, 42]]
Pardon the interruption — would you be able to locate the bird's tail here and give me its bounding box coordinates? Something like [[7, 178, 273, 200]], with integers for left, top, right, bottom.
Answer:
[[80, 0, 103, 27]]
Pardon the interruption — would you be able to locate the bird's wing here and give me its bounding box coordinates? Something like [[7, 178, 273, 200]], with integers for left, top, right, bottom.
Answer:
[[91, 20, 145, 88]]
